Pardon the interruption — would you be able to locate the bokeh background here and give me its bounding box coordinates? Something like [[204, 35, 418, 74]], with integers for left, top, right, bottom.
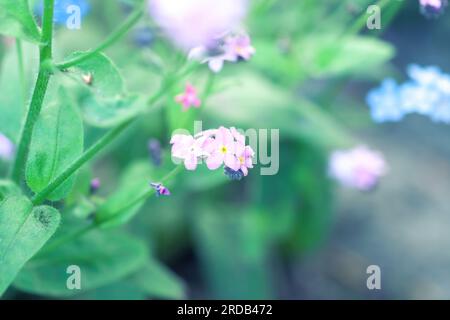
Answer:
[[1, 0, 450, 300]]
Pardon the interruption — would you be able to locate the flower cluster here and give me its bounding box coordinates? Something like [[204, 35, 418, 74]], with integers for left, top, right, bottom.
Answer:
[[189, 32, 256, 73], [148, 0, 248, 50], [366, 65, 450, 124], [0, 133, 14, 161], [329, 146, 387, 191], [170, 127, 255, 179], [419, 0, 447, 17]]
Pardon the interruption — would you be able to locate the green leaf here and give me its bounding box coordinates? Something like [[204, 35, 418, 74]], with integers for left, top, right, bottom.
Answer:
[[298, 35, 395, 78], [0, 0, 41, 43], [130, 259, 186, 299], [0, 196, 61, 296], [0, 44, 37, 142], [207, 72, 354, 148], [13, 231, 148, 297], [0, 180, 21, 202], [96, 161, 157, 228], [79, 93, 147, 128], [26, 89, 84, 201], [65, 52, 125, 98]]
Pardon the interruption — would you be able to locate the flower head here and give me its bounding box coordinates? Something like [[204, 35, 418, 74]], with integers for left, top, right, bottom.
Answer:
[[150, 182, 171, 196], [189, 32, 255, 73], [329, 146, 387, 191], [170, 126, 255, 179], [419, 0, 447, 17], [175, 83, 201, 111], [0, 133, 14, 161], [367, 65, 450, 124], [366, 79, 404, 123], [148, 0, 248, 50]]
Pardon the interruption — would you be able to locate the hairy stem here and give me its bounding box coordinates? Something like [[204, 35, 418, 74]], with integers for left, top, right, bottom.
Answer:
[[10, 0, 55, 183], [56, 7, 143, 70]]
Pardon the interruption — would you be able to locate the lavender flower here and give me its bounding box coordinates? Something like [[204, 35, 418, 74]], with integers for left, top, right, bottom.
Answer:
[[329, 146, 387, 191], [148, 0, 248, 50]]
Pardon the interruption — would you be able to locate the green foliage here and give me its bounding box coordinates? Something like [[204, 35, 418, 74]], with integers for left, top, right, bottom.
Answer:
[[0, 196, 60, 295], [0, 0, 41, 43], [95, 161, 158, 228], [26, 89, 84, 201], [14, 230, 147, 297]]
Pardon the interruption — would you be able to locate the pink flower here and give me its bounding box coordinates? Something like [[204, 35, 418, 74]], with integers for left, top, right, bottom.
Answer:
[[170, 126, 255, 179], [0, 133, 14, 161], [329, 146, 387, 191], [235, 145, 254, 176], [224, 34, 255, 61], [175, 83, 201, 111], [148, 0, 248, 50], [205, 127, 240, 171], [170, 134, 207, 170], [188, 32, 255, 73]]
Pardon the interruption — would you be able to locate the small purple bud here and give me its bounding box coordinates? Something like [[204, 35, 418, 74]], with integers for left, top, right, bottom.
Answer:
[[150, 182, 171, 197], [0, 133, 14, 161], [148, 138, 162, 166], [90, 178, 101, 193]]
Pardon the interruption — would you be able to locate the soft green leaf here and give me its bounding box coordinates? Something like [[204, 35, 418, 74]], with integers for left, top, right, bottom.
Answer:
[[13, 231, 148, 297], [0, 0, 41, 43], [131, 259, 186, 299], [26, 89, 84, 201], [0, 196, 61, 296], [298, 35, 395, 78], [207, 72, 354, 148], [65, 52, 124, 98], [96, 161, 157, 228], [0, 180, 21, 202], [79, 94, 147, 128]]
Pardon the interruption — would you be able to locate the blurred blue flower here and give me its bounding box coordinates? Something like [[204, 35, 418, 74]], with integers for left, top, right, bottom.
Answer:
[[367, 65, 450, 124], [366, 79, 404, 123], [35, 0, 90, 25]]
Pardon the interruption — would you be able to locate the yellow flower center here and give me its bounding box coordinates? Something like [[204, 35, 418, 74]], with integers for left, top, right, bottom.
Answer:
[[221, 146, 227, 154], [239, 156, 245, 164]]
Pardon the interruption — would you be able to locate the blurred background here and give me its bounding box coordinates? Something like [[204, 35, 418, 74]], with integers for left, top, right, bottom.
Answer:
[[1, 0, 450, 300]]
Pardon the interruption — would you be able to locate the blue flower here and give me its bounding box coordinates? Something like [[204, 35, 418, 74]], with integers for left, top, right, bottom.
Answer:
[[367, 65, 450, 124], [366, 79, 404, 123], [35, 0, 90, 25], [399, 81, 441, 115]]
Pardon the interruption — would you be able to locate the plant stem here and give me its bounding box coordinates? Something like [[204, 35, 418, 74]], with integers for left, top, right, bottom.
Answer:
[[15, 39, 26, 107], [56, 7, 143, 70], [32, 62, 198, 204], [32, 118, 135, 205], [10, 0, 55, 184], [97, 165, 182, 225]]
